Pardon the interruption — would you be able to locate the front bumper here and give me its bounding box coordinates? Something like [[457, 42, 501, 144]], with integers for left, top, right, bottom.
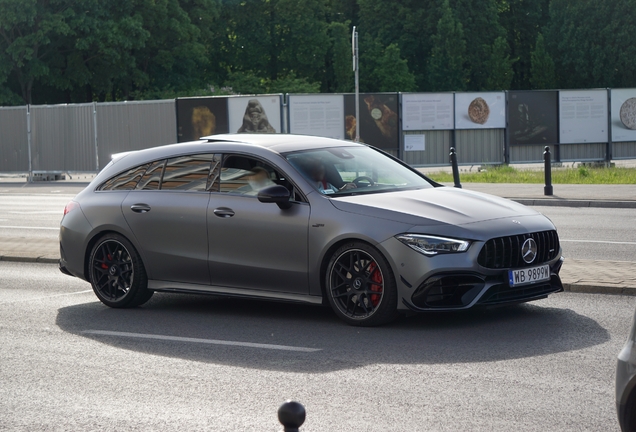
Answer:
[[379, 235, 564, 312]]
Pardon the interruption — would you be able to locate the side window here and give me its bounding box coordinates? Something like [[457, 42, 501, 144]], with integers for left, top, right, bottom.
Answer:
[[136, 160, 165, 190], [161, 154, 216, 191], [98, 164, 149, 191], [220, 155, 280, 196]]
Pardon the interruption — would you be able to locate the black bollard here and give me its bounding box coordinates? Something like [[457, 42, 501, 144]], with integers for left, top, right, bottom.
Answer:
[[449, 147, 462, 188], [543, 146, 553, 196], [278, 400, 306, 432]]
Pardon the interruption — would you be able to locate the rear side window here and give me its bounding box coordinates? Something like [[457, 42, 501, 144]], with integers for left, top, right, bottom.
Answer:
[[98, 164, 149, 191], [160, 155, 216, 191], [136, 160, 165, 190]]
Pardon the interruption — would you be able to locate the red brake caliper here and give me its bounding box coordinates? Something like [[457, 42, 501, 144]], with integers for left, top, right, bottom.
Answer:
[[368, 262, 383, 306], [101, 254, 112, 270]]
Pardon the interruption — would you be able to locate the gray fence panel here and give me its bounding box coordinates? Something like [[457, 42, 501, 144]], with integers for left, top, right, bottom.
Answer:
[[402, 130, 451, 166], [30, 104, 95, 172], [559, 143, 605, 162], [96, 100, 177, 169], [510, 144, 546, 163], [613, 142, 636, 159], [0, 106, 28, 172], [455, 129, 504, 165]]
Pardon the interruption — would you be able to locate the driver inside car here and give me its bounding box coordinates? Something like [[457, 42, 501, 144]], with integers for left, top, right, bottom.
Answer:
[[306, 159, 356, 194]]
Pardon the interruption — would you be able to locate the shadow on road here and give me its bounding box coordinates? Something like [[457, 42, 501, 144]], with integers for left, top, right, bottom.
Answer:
[[56, 293, 609, 373]]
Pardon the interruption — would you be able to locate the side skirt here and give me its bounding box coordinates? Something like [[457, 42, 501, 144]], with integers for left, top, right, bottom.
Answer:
[[148, 280, 323, 305]]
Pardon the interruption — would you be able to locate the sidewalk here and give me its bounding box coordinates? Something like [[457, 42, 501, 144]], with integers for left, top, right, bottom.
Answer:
[[1, 179, 636, 297]]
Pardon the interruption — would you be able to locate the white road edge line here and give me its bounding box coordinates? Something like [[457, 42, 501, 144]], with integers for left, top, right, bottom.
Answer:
[[0, 225, 58, 230], [561, 239, 636, 245], [82, 330, 322, 353], [0, 290, 93, 304]]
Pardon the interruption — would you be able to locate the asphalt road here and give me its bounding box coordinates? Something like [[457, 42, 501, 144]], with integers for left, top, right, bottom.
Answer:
[[1, 191, 635, 263], [0, 261, 634, 431]]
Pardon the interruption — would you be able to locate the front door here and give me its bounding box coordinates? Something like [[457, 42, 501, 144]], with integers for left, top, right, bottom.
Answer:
[[207, 155, 310, 294]]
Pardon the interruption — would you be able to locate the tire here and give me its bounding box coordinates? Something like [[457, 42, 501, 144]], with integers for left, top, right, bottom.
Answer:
[[88, 233, 153, 308], [325, 242, 398, 326]]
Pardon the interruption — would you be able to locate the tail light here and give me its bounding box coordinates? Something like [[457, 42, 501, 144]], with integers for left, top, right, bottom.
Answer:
[[63, 201, 80, 216]]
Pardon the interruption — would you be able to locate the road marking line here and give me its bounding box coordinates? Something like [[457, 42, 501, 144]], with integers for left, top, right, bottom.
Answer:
[[0, 225, 58, 230], [8, 211, 61, 214], [82, 330, 322, 352], [561, 239, 636, 245], [0, 290, 93, 304]]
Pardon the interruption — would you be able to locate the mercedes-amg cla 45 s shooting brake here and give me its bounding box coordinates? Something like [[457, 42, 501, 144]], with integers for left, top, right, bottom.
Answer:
[[59, 134, 564, 326]]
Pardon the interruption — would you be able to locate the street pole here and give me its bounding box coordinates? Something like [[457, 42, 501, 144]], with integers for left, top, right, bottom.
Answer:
[[352, 26, 360, 142]]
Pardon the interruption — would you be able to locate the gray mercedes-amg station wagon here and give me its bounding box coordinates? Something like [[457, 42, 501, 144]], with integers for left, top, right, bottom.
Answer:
[[59, 134, 564, 326]]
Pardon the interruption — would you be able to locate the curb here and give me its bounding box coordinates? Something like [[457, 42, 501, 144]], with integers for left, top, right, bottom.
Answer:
[[2, 254, 635, 297], [0, 256, 59, 264], [510, 199, 636, 208]]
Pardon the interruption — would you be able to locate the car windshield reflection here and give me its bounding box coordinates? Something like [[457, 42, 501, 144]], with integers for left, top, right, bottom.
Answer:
[[285, 146, 433, 196]]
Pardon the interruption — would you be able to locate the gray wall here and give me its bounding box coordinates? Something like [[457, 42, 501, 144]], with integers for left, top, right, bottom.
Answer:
[[30, 104, 96, 172], [96, 100, 177, 169], [0, 106, 28, 172]]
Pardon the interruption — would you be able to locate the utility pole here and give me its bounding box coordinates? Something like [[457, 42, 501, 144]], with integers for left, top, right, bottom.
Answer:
[[352, 26, 360, 142]]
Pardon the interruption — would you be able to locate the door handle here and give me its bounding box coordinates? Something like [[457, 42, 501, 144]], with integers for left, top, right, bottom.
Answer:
[[130, 204, 151, 213], [213, 207, 235, 218]]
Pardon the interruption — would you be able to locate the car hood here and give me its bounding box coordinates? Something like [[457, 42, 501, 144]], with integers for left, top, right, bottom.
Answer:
[[330, 186, 539, 227]]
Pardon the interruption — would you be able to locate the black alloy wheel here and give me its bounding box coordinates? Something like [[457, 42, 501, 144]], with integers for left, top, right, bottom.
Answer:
[[326, 242, 398, 326], [89, 234, 153, 308]]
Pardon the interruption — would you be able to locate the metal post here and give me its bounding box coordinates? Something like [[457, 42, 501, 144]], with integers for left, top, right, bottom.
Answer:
[[450, 147, 461, 188], [93, 102, 99, 171], [352, 26, 360, 142], [543, 146, 553, 196], [26, 105, 32, 182], [278, 401, 305, 432]]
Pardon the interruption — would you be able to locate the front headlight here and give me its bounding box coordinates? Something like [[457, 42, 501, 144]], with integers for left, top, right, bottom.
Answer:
[[396, 234, 471, 256]]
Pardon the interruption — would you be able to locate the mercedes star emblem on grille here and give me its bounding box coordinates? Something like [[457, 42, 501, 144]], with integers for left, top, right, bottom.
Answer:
[[521, 238, 538, 264]]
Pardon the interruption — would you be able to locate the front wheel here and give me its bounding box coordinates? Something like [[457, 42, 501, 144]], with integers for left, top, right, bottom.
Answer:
[[88, 233, 153, 308], [325, 242, 398, 326]]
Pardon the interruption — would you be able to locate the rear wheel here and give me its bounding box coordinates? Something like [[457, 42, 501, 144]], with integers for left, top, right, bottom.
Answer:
[[325, 242, 398, 326], [88, 234, 153, 308]]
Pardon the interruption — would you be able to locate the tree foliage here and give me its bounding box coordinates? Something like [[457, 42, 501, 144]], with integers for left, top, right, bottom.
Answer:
[[529, 33, 556, 89], [427, 0, 468, 92], [0, 0, 633, 105]]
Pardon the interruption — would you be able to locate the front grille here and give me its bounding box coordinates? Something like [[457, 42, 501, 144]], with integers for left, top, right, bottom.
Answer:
[[478, 275, 563, 305], [477, 230, 560, 269]]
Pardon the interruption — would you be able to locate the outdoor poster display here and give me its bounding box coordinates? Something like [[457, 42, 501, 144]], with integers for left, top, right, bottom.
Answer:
[[176, 97, 229, 142], [404, 134, 425, 152], [454, 92, 506, 129], [402, 93, 454, 131], [227, 95, 282, 134], [559, 90, 608, 144], [508, 91, 559, 145], [611, 88, 636, 142], [288, 94, 344, 139], [343, 93, 399, 150]]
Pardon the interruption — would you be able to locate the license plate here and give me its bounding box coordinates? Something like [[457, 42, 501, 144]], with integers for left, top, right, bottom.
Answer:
[[508, 265, 551, 287]]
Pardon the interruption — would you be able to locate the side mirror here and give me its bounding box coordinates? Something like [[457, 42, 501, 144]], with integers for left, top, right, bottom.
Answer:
[[257, 185, 292, 209]]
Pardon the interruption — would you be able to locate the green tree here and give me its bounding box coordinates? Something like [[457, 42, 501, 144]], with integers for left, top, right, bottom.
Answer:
[[499, 0, 550, 89], [0, 0, 74, 104], [451, 0, 506, 90], [358, 0, 439, 90], [363, 42, 416, 92], [529, 33, 556, 89], [484, 36, 515, 90], [546, 0, 636, 88], [324, 21, 353, 92], [427, 0, 468, 91]]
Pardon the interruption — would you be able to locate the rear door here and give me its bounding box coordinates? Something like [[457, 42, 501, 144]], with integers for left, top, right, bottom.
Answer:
[[122, 154, 218, 285]]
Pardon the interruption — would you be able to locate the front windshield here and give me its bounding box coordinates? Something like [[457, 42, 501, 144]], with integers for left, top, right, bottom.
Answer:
[[285, 146, 434, 196]]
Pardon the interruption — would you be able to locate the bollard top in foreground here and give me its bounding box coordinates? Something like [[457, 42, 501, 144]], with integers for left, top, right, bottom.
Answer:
[[278, 400, 306, 432]]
